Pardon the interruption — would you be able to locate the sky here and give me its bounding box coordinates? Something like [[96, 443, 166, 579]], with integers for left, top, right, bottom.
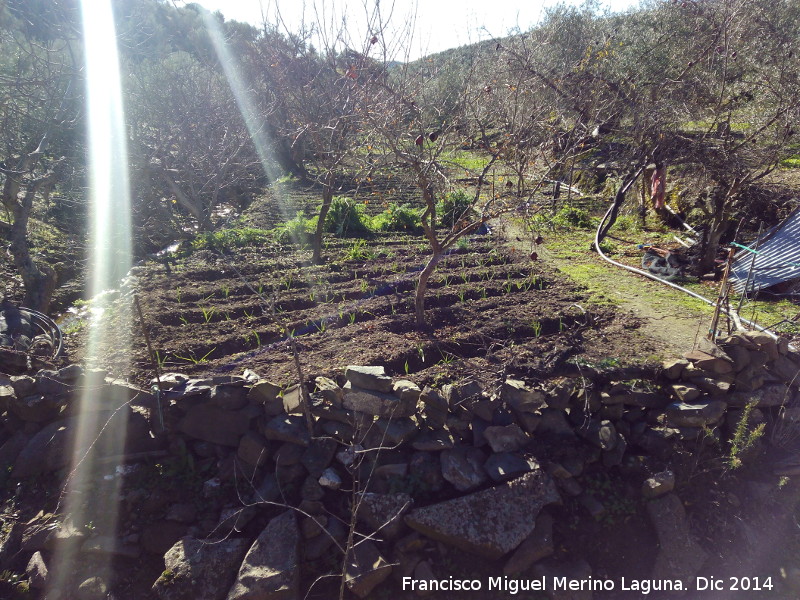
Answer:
[[189, 0, 641, 60]]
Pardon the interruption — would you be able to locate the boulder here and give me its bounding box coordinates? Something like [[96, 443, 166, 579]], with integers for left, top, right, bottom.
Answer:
[[281, 384, 304, 414], [345, 366, 393, 393], [237, 431, 270, 467], [12, 418, 75, 478], [661, 358, 688, 380], [683, 350, 733, 375], [8, 393, 61, 422], [419, 387, 448, 428], [503, 512, 554, 575], [393, 379, 422, 403], [227, 511, 299, 600], [536, 408, 576, 439], [483, 424, 529, 453], [642, 470, 675, 499], [178, 404, 251, 447], [729, 384, 793, 408], [646, 493, 708, 585], [77, 576, 108, 600], [345, 540, 392, 598], [440, 446, 487, 492], [405, 469, 560, 559], [25, 550, 48, 589], [502, 379, 545, 413], [665, 400, 727, 427], [263, 415, 311, 446], [301, 438, 337, 477], [357, 492, 413, 540], [411, 428, 455, 452], [373, 417, 418, 447], [314, 376, 343, 407], [343, 383, 415, 418], [484, 453, 537, 482], [670, 383, 702, 402], [575, 420, 617, 451], [152, 536, 249, 600], [248, 381, 284, 416], [210, 384, 249, 410]]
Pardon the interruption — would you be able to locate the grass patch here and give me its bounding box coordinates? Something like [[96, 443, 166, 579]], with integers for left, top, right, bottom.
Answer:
[[780, 156, 800, 168], [445, 150, 491, 172], [192, 227, 272, 251], [272, 213, 316, 246]]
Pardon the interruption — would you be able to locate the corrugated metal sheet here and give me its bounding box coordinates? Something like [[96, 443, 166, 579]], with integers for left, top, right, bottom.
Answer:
[[731, 207, 800, 294]]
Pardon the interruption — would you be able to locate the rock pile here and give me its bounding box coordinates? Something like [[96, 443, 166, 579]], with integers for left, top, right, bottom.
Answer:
[[0, 330, 797, 598]]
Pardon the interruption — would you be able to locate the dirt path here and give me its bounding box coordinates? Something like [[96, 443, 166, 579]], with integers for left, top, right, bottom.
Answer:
[[502, 218, 717, 357]]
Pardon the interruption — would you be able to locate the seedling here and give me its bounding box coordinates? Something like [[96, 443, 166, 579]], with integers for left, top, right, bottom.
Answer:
[[174, 347, 216, 365], [532, 320, 542, 338], [201, 307, 216, 323]]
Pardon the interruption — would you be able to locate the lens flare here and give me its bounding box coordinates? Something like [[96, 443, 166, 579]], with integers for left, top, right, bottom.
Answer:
[[49, 0, 132, 594]]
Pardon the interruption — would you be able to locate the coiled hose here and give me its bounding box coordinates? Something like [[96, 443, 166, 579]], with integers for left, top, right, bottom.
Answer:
[[594, 202, 781, 341]]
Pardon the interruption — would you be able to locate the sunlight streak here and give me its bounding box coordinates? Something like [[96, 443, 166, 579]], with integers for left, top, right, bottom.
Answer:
[[48, 0, 132, 594], [202, 11, 293, 222]]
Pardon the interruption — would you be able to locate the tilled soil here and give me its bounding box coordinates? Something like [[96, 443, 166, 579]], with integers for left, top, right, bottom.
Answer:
[[60, 232, 663, 389]]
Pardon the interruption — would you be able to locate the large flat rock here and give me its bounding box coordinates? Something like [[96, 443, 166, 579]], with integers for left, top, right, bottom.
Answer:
[[152, 536, 249, 600], [227, 511, 299, 600], [405, 469, 560, 559]]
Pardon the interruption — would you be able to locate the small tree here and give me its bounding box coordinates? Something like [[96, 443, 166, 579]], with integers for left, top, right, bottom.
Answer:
[[0, 1, 78, 312]]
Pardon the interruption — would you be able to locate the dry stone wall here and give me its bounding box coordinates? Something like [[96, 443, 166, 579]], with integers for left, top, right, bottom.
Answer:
[[0, 329, 798, 598]]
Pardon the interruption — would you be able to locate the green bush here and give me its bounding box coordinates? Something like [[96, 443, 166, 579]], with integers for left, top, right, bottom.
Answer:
[[192, 227, 272, 251], [325, 196, 371, 237], [372, 203, 422, 233], [272, 213, 316, 246], [437, 190, 474, 228], [552, 204, 594, 229]]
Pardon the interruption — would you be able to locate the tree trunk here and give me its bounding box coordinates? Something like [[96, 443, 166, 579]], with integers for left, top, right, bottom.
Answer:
[[9, 181, 57, 313], [415, 251, 444, 329], [312, 175, 334, 265], [697, 183, 738, 275], [698, 222, 727, 276]]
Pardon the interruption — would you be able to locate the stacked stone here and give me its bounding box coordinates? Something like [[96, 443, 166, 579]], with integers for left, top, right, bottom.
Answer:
[[1, 329, 798, 599]]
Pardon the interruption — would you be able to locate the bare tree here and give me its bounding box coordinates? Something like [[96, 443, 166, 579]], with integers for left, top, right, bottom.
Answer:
[[127, 50, 264, 232], [0, 2, 78, 312]]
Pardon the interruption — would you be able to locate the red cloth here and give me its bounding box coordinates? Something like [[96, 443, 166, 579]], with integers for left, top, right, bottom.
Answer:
[[651, 165, 666, 209]]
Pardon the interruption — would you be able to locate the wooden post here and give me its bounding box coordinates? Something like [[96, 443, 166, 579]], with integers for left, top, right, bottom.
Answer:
[[708, 247, 735, 340]]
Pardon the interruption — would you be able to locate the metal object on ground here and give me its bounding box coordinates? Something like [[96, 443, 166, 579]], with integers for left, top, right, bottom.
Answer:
[[0, 301, 63, 359], [731, 207, 800, 294]]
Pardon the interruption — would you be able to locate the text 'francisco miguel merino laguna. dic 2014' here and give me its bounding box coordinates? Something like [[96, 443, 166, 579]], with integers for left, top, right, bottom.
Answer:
[[402, 575, 775, 594]]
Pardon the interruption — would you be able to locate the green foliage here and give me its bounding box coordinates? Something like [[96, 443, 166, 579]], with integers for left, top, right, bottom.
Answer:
[[272, 212, 315, 246], [780, 156, 800, 168], [552, 205, 594, 229], [192, 227, 272, 251], [345, 239, 376, 261], [437, 190, 474, 228], [371, 203, 422, 233], [325, 196, 370, 237], [728, 402, 766, 469]]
